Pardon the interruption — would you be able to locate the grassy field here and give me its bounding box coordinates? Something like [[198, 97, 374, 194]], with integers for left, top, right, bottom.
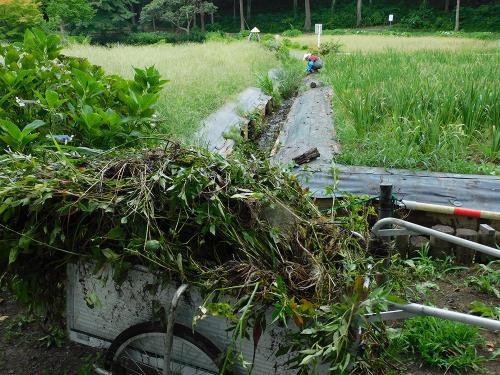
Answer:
[[64, 42, 277, 141], [291, 34, 500, 52], [311, 37, 500, 175]]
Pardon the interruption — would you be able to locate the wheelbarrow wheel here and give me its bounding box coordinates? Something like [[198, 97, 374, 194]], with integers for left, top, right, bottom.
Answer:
[[104, 321, 232, 375]]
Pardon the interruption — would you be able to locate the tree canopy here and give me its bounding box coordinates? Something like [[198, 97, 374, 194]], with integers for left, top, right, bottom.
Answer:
[[0, 0, 498, 42]]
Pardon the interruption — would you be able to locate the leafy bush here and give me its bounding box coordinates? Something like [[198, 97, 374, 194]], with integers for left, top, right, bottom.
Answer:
[[0, 0, 44, 42], [0, 29, 167, 152], [282, 28, 302, 37]]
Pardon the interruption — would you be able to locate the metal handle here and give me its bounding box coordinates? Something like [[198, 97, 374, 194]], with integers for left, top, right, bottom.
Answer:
[[164, 284, 190, 375], [366, 303, 500, 331], [372, 218, 500, 259]]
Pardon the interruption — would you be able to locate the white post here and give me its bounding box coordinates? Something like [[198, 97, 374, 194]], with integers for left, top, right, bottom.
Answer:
[[315, 24, 322, 49]]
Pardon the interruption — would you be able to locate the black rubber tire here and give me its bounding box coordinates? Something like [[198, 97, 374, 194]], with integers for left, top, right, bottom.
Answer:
[[103, 321, 232, 374]]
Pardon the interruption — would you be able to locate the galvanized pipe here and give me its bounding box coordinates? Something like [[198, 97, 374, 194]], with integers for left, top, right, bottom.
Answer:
[[372, 218, 500, 259], [392, 303, 500, 330], [164, 284, 189, 375], [401, 200, 500, 221]]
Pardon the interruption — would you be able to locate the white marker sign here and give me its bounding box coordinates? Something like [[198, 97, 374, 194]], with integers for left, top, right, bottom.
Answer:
[[315, 24, 323, 48], [388, 14, 394, 22]]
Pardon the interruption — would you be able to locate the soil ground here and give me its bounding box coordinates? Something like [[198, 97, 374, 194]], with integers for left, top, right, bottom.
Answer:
[[0, 289, 98, 375]]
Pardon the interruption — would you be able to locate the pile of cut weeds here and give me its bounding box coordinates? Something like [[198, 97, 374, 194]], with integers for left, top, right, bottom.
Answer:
[[0, 142, 391, 373]]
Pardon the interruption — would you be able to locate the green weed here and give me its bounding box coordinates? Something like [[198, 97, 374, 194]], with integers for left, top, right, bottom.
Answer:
[[469, 301, 500, 319], [465, 261, 500, 298], [275, 59, 303, 99], [391, 316, 484, 372], [2, 313, 35, 342], [38, 325, 65, 348]]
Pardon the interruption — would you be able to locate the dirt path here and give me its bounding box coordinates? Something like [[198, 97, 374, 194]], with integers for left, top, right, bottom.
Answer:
[[0, 289, 98, 375]]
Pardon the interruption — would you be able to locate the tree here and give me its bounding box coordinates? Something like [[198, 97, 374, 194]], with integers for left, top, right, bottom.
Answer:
[[356, 0, 362, 27], [293, 0, 298, 18], [140, 0, 216, 34], [454, 0, 460, 31], [46, 0, 95, 34], [331, 0, 336, 15], [90, 0, 139, 34], [239, 0, 244, 30], [140, 0, 164, 31], [0, 0, 43, 41], [444, 0, 450, 12], [304, 0, 311, 31], [195, 0, 216, 32], [246, 0, 251, 21]]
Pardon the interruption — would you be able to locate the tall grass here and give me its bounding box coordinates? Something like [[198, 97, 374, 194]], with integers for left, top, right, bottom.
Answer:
[[324, 50, 500, 174], [64, 42, 277, 141]]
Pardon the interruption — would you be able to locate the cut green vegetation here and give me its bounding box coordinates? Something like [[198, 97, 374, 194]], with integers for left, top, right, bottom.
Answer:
[[323, 49, 500, 174], [64, 41, 277, 141]]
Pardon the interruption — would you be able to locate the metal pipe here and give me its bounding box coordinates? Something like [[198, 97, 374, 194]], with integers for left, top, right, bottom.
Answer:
[[392, 303, 500, 331], [401, 200, 500, 221], [372, 218, 500, 258], [93, 366, 111, 375], [164, 284, 189, 375], [378, 184, 393, 221]]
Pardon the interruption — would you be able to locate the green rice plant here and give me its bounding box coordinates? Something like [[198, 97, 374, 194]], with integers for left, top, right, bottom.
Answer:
[[391, 316, 484, 372], [324, 50, 500, 174]]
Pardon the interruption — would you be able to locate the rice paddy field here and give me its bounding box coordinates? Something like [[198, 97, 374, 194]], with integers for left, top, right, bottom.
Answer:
[[312, 37, 500, 175], [293, 33, 500, 52], [64, 42, 277, 141]]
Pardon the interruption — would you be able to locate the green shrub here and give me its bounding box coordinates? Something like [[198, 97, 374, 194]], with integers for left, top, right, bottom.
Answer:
[[0, 0, 44, 42], [205, 31, 229, 42], [125, 31, 206, 45], [282, 28, 302, 37], [319, 40, 343, 55], [0, 28, 166, 152]]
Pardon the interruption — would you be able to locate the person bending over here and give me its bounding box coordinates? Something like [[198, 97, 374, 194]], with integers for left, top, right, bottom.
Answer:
[[304, 53, 323, 74]]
